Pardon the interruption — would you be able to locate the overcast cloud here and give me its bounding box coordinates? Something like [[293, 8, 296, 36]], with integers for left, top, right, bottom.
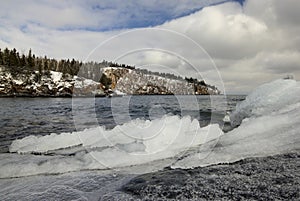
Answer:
[[0, 0, 299, 94]]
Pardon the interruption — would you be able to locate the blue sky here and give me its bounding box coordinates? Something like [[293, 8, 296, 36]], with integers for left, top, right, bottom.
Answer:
[[1, 0, 244, 32], [82, 0, 245, 31], [0, 0, 299, 94]]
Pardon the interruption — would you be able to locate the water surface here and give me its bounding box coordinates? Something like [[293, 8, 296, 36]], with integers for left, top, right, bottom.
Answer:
[[0, 95, 244, 152]]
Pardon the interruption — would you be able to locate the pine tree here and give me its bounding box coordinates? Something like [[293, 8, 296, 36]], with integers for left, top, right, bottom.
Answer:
[[9, 48, 18, 67], [0, 48, 3, 65], [20, 54, 26, 67], [3, 48, 10, 66], [27, 49, 35, 69], [43, 56, 48, 71]]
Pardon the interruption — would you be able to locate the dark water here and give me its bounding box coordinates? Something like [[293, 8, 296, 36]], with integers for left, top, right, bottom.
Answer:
[[0, 95, 245, 153]]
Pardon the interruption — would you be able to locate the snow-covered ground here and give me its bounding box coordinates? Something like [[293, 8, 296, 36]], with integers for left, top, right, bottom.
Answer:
[[115, 70, 195, 95], [0, 70, 104, 96]]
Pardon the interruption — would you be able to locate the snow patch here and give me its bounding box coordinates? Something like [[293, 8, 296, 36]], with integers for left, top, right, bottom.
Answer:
[[14, 80, 23, 85], [114, 90, 126, 96], [73, 76, 99, 88], [50, 71, 62, 83]]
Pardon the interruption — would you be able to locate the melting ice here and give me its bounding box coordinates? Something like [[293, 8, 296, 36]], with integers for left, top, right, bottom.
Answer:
[[173, 79, 300, 168], [2, 115, 222, 178]]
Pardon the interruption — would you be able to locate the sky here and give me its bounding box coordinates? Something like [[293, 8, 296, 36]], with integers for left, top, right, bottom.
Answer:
[[0, 0, 299, 94]]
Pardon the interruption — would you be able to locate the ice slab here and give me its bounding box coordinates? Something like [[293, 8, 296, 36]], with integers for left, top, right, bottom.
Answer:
[[173, 79, 300, 168], [2, 115, 223, 178]]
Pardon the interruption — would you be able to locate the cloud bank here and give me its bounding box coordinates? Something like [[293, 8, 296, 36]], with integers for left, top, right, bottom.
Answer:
[[0, 0, 299, 94]]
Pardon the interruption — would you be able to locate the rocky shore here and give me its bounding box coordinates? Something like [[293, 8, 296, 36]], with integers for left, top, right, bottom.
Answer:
[[0, 69, 105, 97], [121, 152, 300, 200]]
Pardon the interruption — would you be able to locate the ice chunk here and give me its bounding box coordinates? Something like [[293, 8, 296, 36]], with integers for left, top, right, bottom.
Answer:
[[222, 111, 231, 123], [3, 115, 223, 178], [230, 79, 300, 127], [173, 79, 300, 169], [114, 89, 126, 96]]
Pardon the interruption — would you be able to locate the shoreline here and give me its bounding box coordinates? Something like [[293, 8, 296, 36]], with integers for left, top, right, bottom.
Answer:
[[0, 93, 227, 98]]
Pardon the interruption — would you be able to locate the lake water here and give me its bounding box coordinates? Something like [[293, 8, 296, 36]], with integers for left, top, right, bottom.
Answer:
[[0, 95, 244, 153], [1, 79, 299, 200], [0, 95, 245, 200]]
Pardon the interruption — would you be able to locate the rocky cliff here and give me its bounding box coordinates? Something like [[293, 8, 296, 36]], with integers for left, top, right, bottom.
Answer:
[[102, 67, 220, 95], [0, 65, 220, 97]]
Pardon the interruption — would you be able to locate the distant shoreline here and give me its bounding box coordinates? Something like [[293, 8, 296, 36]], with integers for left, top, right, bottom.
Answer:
[[0, 93, 227, 98]]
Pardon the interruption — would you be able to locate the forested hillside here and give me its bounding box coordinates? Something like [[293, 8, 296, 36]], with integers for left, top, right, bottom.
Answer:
[[0, 47, 220, 96]]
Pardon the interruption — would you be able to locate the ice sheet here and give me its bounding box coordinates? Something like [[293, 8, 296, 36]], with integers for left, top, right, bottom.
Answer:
[[172, 79, 300, 168], [2, 115, 223, 178], [230, 79, 300, 127]]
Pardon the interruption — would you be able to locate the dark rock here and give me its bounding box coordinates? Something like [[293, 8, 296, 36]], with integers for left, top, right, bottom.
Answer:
[[121, 152, 300, 200]]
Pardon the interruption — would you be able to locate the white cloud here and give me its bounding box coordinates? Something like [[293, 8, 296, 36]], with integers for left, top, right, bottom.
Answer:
[[0, 0, 299, 94], [0, 0, 227, 30], [157, 0, 300, 93], [162, 2, 270, 60]]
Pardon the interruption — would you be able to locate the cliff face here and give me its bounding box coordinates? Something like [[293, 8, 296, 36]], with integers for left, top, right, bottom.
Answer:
[[102, 67, 220, 95]]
